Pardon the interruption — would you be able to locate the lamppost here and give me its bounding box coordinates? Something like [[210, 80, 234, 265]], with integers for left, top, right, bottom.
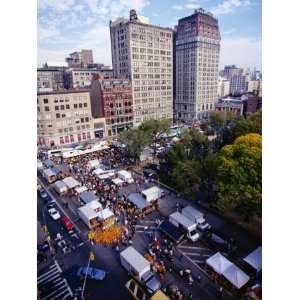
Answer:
[[81, 252, 95, 299]]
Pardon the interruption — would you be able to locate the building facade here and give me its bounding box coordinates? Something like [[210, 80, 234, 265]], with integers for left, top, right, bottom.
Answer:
[[110, 10, 173, 125], [66, 49, 94, 68], [37, 67, 66, 92], [37, 90, 94, 147], [229, 75, 248, 95], [175, 8, 221, 121], [220, 65, 243, 79], [215, 97, 244, 116], [217, 78, 230, 98], [100, 79, 133, 137], [68, 68, 113, 88]]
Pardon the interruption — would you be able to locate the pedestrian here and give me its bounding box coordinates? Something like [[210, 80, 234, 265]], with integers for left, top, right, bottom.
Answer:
[[217, 286, 223, 299]]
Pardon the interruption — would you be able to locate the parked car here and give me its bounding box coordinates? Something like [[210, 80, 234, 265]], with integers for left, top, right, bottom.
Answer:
[[61, 216, 74, 232], [48, 207, 61, 221], [143, 168, 158, 179], [39, 188, 48, 199], [76, 267, 107, 281], [203, 232, 229, 252]]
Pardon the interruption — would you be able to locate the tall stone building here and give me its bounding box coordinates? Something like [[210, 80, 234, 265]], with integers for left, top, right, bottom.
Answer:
[[65, 49, 94, 68], [110, 10, 173, 125], [175, 8, 221, 121]]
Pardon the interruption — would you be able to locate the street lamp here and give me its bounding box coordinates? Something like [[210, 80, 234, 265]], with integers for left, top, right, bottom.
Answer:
[[81, 252, 95, 299]]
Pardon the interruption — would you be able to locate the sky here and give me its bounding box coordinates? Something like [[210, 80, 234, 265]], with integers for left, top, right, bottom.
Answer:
[[38, 0, 262, 70]]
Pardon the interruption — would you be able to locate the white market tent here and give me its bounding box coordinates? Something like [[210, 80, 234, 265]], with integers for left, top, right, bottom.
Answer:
[[93, 168, 106, 176], [127, 193, 151, 210], [142, 186, 163, 202], [117, 170, 134, 183], [74, 186, 88, 194], [53, 180, 68, 194], [37, 159, 43, 170], [43, 168, 56, 178], [222, 264, 250, 289], [98, 208, 114, 220], [243, 246, 262, 272], [62, 176, 80, 189], [112, 178, 124, 185], [80, 191, 99, 204], [206, 252, 233, 275], [98, 171, 115, 180], [87, 159, 100, 170]]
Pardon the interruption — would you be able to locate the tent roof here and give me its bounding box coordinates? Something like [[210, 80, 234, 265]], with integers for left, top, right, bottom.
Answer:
[[43, 168, 56, 177], [93, 168, 105, 175], [62, 176, 80, 189], [127, 193, 150, 209], [117, 170, 132, 178], [206, 252, 233, 275], [222, 264, 250, 289], [80, 191, 99, 204], [120, 246, 150, 273], [75, 186, 88, 194], [43, 159, 54, 168], [243, 246, 262, 272], [78, 205, 98, 220], [53, 180, 68, 189], [98, 208, 114, 220], [112, 178, 124, 185]]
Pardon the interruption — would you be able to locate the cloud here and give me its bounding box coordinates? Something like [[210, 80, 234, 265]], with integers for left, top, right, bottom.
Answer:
[[222, 28, 237, 35], [220, 37, 261, 69], [38, 0, 75, 12], [172, 0, 202, 10], [211, 0, 253, 16], [38, 26, 61, 41]]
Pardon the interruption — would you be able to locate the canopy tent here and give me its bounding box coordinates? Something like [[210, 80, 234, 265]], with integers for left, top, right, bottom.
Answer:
[[51, 165, 69, 175], [206, 252, 233, 275], [222, 264, 250, 289], [43, 159, 54, 168], [87, 159, 100, 170], [112, 178, 124, 185], [243, 246, 262, 272], [53, 180, 68, 193], [80, 191, 99, 204], [74, 186, 88, 194], [86, 200, 102, 211], [37, 160, 43, 170], [93, 168, 106, 176], [127, 193, 150, 210], [98, 208, 114, 220], [98, 172, 115, 180], [62, 176, 80, 189], [43, 168, 56, 178]]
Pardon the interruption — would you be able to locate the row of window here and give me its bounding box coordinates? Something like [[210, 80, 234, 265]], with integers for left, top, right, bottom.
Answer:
[[59, 132, 91, 144]]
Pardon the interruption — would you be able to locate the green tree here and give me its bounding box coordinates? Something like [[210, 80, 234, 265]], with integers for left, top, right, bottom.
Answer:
[[139, 118, 171, 155], [119, 127, 150, 163], [217, 133, 262, 220]]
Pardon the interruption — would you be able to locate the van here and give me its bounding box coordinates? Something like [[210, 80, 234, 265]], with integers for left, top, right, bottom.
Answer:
[[182, 206, 211, 231]]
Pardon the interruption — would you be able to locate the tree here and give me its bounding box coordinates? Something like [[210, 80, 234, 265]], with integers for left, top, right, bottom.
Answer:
[[119, 127, 150, 163], [209, 111, 238, 134], [216, 133, 262, 220], [139, 118, 171, 155]]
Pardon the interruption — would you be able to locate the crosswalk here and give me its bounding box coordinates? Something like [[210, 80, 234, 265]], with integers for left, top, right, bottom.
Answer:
[[38, 260, 74, 300], [177, 242, 214, 268]]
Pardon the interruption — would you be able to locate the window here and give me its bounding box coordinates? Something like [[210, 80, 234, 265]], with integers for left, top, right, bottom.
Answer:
[[80, 118, 84, 123], [79, 103, 82, 108], [43, 98, 48, 104], [82, 132, 86, 140], [60, 137, 64, 144], [65, 136, 69, 143], [70, 135, 74, 142], [55, 106, 59, 111], [44, 106, 49, 112], [61, 114, 66, 118], [83, 103, 87, 107], [37, 107, 40, 112], [56, 113, 60, 118], [87, 132, 91, 139], [60, 105, 64, 110], [66, 104, 70, 109], [85, 117, 89, 122], [77, 133, 82, 141], [74, 104, 78, 108]]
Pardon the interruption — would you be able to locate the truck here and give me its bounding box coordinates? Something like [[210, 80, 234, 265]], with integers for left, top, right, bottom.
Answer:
[[120, 246, 161, 294], [117, 170, 134, 184], [141, 186, 165, 203], [159, 220, 185, 244], [169, 212, 200, 242], [181, 206, 211, 231]]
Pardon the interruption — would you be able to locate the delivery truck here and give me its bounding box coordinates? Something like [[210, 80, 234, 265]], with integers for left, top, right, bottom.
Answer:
[[169, 212, 200, 242], [181, 206, 211, 231], [159, 220, 185, 244], [120, 246, 161, 294]]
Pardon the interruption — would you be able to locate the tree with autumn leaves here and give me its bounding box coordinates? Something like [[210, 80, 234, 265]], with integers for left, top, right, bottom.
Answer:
[[217, 133, 262, 219]]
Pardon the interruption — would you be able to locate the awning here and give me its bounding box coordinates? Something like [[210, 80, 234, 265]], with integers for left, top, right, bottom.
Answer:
[[112, 178, 124, 185], [62, 176, 80, 189], [75, 186, 88, 194], [80, 191, 99, 204], [222, 264, 250, 289], [243, 246, 262, 272], [206, 252, 233, 275], [127, 193, 151, 209]]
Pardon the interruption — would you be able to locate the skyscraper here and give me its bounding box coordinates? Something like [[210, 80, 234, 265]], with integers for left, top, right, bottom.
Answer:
[[175, 8, 221, 121], [110, 10, 173, 125]]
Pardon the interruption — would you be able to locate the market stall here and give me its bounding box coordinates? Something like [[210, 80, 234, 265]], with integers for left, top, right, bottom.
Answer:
[[42, 168, 56, 183], [87, 159, 100, 171], [98, 208, 115, 229], [222, 264, 250, 290], [74, 186, 88, 195], [79, 191, 99, 205], [112, 178, 124, 186], [117, 170, 134, 184], [206, 252, 233, 275], [127, 193, 156, 215], [53, 180, 68, 195], [62, 176, 80, 189], [243, 246, 262, 273]]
